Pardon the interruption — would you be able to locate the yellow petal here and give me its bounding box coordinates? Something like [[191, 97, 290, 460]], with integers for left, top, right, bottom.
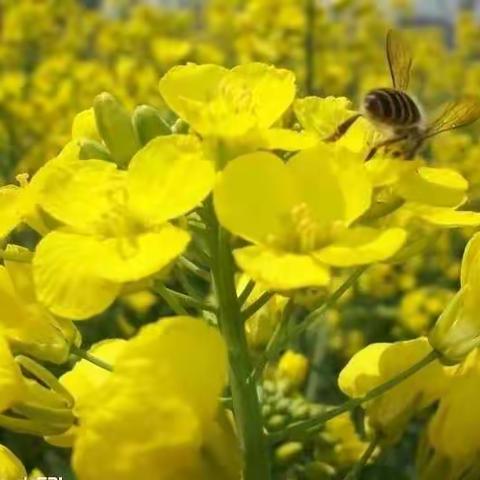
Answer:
[[461, 232, 480, 287], [159, 63, 227, 124], [214, 152, 299, 245], [0, 444, 27, 480], [396, 166, 468, 208], [35, 159, 125, 234], [73, 317, 234, 480], [428, 371, 480, 459], [0, 185, 23, 239], [294, 96, 355, 138], [33, 231, 121, 320], [234, 245, 330, 290], [46, 339, 126, 448], [263, 128, 317, 151], [314, 227, 407, 267], [4, 255, 36, 304], [407, 204, 480, 228], [287, 143, 372, 225], [227, 63, 296, 129], [63, 339, 126, 416], [71, 108, 100, 141], [74, 395, 203, 480], [0, 265, 73, 363], [116, 317, 227, 420], [128, 135, 214, 225], [0, 336, 25, 412], [91, 225, 190, 283], [366, 156, 419, 187]]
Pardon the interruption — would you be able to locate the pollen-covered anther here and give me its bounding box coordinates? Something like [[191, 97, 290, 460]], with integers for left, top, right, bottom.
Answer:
[[15, 173, 29, 188], [95, 187, 144, 257]]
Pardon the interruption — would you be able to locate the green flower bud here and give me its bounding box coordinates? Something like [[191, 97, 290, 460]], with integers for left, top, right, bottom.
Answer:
[[274, 442, 303, 466], [78, 139, 112, 162], [267, 414, 288, 431], [93, 92, 140, 167], [429, 288, 480, 365], [304, 461, 336, 479], [132, 105, 171, 145]]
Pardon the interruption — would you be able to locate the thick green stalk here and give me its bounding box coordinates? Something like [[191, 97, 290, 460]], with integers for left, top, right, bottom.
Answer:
[[207, 210, 271, 480]]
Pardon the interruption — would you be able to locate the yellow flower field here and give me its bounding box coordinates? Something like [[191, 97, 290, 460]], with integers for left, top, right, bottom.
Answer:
[[1, 1, 480, 479]]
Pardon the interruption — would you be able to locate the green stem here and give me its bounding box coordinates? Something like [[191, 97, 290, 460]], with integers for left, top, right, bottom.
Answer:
[[270, 350, 438, 442], [206, 204, 271, 480], [179, 255, 210, 280], [153, 281, 188, 315], [242, 291, 274, 321], [0, 414, 69, 436], [238, 279, 256, 307], [255, 267, 366, 379], [71, 346, 114, 372], [343, 437, 378, 480], [163, 286, 217, 313], [253, 300, 295, 380], [304, 0, 315, 95], [16, 355, 74, 407]]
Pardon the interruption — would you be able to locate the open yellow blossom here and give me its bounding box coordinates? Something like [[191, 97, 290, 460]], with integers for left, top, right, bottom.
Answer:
[[159, 63, 310, 152], [429, 232, 480, 364], [0, 445, 27, 480], [0, 257, 80, 363], [214, 145, 406, 290], [73, 316, 241, 480], [33, 135, 214, 319], [338, 337, 451, 442]]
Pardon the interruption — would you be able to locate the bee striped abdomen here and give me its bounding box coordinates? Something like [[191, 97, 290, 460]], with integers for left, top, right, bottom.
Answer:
[[364, 88, 421, 126]]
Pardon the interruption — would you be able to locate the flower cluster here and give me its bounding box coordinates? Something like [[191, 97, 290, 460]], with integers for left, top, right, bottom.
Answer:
[[2, 1, 480, 479]]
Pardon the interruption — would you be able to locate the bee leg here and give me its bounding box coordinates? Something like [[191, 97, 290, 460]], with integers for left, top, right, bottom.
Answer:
[[365, 134, 409, 161], [325, 114, 362, 142], [404, 139, 424, 160]]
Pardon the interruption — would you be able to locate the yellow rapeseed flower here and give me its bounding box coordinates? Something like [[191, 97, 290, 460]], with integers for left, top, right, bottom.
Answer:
[[33, 135, 215, 319], [159, 63, 311, 153], [214, 146, 406, 290], [73, 316, 241, 480], [338, 337, 451, 442]]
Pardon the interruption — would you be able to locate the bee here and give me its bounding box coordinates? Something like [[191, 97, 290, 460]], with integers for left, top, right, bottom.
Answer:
[[327, 29, 480, 160]]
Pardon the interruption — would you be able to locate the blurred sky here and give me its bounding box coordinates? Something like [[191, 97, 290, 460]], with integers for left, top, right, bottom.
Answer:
[[100, 0, 480, 24], [132, 0, 480, 19]]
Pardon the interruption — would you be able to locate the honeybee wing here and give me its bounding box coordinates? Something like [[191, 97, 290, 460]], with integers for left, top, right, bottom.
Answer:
[[423, 98, 480, 139], [386, 29, 413, 91]]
